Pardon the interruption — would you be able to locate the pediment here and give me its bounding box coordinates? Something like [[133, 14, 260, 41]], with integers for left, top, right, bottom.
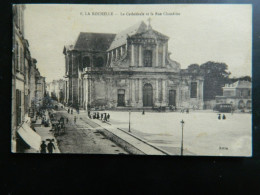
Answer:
[[131, 29, 169, 41]]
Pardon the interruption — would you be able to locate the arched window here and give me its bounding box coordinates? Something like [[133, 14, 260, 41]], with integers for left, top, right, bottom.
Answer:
[[82, 56, 91, 68], [246, 100, 251, 109], [238, 100, 245, 109], [94, 57, 104, 67]]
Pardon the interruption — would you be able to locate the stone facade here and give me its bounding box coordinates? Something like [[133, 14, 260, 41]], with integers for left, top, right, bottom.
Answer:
[[63, 21, 204, 110], [216, 80, 251, 110]]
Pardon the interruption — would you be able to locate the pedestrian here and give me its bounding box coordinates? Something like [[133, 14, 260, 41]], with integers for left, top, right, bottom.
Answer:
[[104, 115, 107, 122], [222, 114, 226, 120], [142, 110, 145, 115], [57, 124, 61, 135], [60, 116, 64, 123], [68, 108, 70, 113], [218, 114, 221, 120], [107, 113, 110, 120], [47, 140, 55, 154], [186, 108, 189, 114], [71, 109, 73, 114], [74, 116, 77, 124], [40, 141, 47, 153], [97, 112, 100, 119], [101, 113, 103, 120], [66, 118, 69, 124]]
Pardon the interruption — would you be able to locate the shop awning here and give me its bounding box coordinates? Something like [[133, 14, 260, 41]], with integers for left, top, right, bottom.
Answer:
[[17, 122, 42, 151]]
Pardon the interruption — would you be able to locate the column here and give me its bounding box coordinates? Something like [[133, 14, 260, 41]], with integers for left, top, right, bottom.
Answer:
[[116, 48, 118, 59], [131, 44, 135, 67], [138, 79, 143, 106], [135, 79, 139, 101], [138, 45, 142, 67], [155, 79, 159, 103], [200, 80, 204, 101], [200, 80, 204, 109], [120, 46, 123, 56], [155, 44, 159, 67], [162, 44, 166, 67], [84, 78, 87, 109], [131, 79, 135, 106], [162, 79, 166, 104], [107, 52, 110, 65]]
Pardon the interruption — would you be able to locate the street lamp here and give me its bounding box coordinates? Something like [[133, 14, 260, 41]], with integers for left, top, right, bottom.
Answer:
[[129, 108, 131, 132], [180, 119, 185, 156]]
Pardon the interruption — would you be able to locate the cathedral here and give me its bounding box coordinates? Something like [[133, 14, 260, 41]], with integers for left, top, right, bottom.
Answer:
[[63, 21, 204, 110]]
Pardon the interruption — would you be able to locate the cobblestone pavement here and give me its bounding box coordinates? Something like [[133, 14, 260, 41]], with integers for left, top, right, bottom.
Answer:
[[53, 110, 128, 154]]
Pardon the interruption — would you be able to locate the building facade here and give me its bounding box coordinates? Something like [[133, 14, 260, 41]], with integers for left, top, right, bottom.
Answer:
[[12, 5, 46, 152], [216, 80, 251, 110], [63, 21, 204, 110], [46, 79, 66, 103]]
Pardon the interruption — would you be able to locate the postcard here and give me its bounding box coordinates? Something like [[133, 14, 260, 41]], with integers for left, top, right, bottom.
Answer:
[[12, 4, 252, 156]]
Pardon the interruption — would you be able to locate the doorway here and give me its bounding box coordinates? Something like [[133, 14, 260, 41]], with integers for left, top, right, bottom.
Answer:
[[117, 89, 125, 106], [143, 83, 153, 107], [169, 90, 176, 106]]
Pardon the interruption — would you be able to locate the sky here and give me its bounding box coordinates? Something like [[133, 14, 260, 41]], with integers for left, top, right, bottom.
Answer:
[[23, 4, 252, 82]]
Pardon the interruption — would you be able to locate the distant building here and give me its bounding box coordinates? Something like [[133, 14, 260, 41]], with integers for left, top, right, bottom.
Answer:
[[216, 80, 251, 110], [63, 21, 204, 110], [35, 70, 46, 108], [28, 58, 37, 111], [46, 79, 66, 103]]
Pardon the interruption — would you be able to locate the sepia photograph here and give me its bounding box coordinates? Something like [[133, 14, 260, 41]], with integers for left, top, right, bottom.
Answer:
[[12, 4, 252, 156]]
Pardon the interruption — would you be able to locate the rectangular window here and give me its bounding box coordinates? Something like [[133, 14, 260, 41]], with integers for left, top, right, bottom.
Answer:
[[20, 47, 23, 73], [15, 42, 19, 71], [190, 82, 197, 98], [16, 89, 22, 126], [144, 50, 152, 67]]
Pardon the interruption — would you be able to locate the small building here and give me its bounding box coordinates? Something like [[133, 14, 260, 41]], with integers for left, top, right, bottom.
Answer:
[[215, 80, 251, 110]]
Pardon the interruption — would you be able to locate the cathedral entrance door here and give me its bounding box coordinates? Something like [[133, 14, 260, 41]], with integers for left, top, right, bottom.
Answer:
[[143, 83, 153, 107], [117, 89, 125, 107], [169, 90, 176, 106]]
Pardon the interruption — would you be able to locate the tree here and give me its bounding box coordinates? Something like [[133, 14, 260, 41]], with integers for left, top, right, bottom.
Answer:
[[229, 76, 251, 83], [200, 61, 230, 100], [187, 64, 200, 74]]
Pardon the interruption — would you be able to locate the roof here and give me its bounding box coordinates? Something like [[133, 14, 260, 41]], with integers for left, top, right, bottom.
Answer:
[[107, 21, 147, 51], [224, 80, 251, 88], [73, 32, 116, 51]]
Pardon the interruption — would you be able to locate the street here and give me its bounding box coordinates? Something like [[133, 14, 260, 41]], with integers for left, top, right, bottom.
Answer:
[[52, 110, 128, 154]]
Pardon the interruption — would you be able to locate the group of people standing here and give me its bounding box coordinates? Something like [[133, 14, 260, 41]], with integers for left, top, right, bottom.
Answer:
[[218, 114, 227, 120], [40, 140, 56, 153], [180, 108, 189, 114], [67, 108, 73, 114], [68, 107, 80, 114], [88, 111, 110, 122]]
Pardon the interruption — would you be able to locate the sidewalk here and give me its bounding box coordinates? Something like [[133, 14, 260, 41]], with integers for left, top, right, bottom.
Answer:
[[34, 111, 60, 153], [80, 115, 170, 155]]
